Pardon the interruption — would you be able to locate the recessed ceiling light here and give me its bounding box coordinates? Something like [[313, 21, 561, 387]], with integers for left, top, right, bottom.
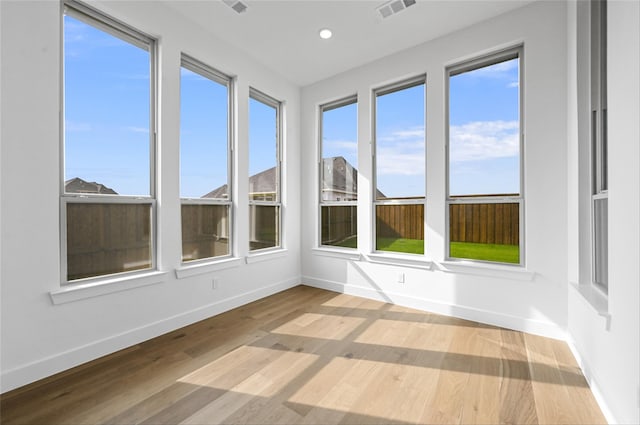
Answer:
[[319, 28, 333, 40]]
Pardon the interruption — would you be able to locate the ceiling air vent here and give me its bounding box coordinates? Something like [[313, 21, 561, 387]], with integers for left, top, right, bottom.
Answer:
[[223, 0, 248, 14], [377, 0, 416, 19]]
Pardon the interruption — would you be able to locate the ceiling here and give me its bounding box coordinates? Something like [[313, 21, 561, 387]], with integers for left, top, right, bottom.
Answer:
[[165, 0, 533, 86]]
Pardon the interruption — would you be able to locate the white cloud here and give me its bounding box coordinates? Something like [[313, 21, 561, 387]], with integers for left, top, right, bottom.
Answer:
[[450, 120, 519, 162], [471, 59, 518, 79], [65, 120, 92, 132], [376, 126, 425, 176], [379, 126, 424, 142], [126, 126, 149, 134], [323, 139, 357, 152], [508, 81, 519, 88]]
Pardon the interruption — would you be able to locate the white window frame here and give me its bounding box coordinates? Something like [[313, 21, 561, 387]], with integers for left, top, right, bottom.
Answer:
[[445, 46, 525, 267], [60, 0, 158, 284], [590, 0, 608, 294], [372, 75, 427, 256], [248, 88, 282, 252], [179, 55, 234, 264], [318, 95, 358, 249]]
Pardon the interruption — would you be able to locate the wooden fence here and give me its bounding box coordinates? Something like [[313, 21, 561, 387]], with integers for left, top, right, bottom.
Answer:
[[320, 201, 519, 246], [249, 205, 279, 250], [321, 205, 357, 245], [181, 204, 230, 261], [376, 204, 424, 240], [66, 203, 151, 281], [449, 202, 519, 245]]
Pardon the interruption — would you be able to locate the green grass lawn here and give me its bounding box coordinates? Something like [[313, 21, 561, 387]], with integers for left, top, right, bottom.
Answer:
[[326, 236, 519, 264], [450, 241, 519, 264], [377, 237, 424, 254]]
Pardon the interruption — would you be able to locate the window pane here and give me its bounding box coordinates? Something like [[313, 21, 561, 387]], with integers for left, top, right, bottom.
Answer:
[[181, 204, 230, 262], [375, 83, 425, 200], [64, 14, 151, 197], [67, 203, 152, 280], [249, 205, 279, 250], [375, 204, 424, 254], [593, 197, 608, 291], [180, 66, 228, 199], [321, 206, 357, 248], [449, 57, 520, 197], [322, 102, 358, 201], [449, 202, 520, 264], [249, 97, 277, 201]]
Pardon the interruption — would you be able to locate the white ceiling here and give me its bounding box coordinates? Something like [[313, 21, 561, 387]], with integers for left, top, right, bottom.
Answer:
[[165, 0, 533, 86]]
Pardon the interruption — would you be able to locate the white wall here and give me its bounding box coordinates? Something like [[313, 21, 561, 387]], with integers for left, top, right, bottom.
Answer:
[[301, 1, 569, 339], [567, 1, 640, 423], [0, 0, 301, 392]]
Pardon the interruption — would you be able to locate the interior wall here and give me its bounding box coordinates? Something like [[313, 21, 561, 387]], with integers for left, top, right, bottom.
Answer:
[[0, 0, 301, 392], [567, 1, 640, 423], [301, 1, 569, 339]]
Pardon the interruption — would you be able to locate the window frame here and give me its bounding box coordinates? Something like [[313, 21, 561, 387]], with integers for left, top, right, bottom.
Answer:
[[371, 75, 427, 256], [590, 0, 608, 294], [179, 54, 234, 265], [445, 46, 525, 267], [248, 88, 283, 252], [318, 94, 358, 250], [60, 0, 158, 284]]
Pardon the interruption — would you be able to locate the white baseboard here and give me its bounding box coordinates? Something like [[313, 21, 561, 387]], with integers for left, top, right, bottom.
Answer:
[[566, 340, 618, 425], [0, 277, 300, 394], [301, 276, 566, 340]]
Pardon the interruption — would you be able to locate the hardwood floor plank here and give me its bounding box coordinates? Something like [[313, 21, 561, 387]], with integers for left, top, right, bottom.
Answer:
[[0, 286, 606, 425], [498, 329, 539, 425]]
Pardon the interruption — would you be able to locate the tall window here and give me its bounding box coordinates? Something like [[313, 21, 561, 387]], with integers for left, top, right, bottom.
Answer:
[[319, 96, 358, 249], [591, 0, 608, 292], [447, 47, 523, 265], [62, 1, 156, 282], [373, 77, 426, 255], [180, 56, 232, 263], [248, 89, 281, 251]]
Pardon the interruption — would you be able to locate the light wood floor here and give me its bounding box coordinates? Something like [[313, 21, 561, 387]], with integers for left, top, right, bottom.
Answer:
[[0, 286, 606, 425]]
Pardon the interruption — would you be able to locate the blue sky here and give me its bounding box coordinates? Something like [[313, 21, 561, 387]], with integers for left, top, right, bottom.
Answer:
[[179, 67, 228, 198], [449, 58, 520, 196], [65, 14, 519, 200], [64, 15, 150, 196], [322, 59, 519, 199]]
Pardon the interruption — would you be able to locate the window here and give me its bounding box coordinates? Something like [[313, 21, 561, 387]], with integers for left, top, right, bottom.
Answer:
[[590, 0, 608, 292], [373, 77, 426, 255], [62, 1, 156, 282], [248, 89, 282, 251], [180, 56, 232, 263], [319, 96, 358, 249], [447, 47, 523, 265]]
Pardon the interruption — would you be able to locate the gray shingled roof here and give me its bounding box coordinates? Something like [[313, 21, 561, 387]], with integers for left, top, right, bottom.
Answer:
[[202, 156, 385, 199], [202, 167, 276, 199], [65, 177, 118, 195]]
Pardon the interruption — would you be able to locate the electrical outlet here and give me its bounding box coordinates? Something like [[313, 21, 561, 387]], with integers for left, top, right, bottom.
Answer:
[[397, 272, 405, 283], [212, 278, 219, 290]]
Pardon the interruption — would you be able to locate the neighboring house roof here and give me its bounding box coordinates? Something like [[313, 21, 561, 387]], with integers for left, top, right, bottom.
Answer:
[[65, 177, 118, 195], [322, 156, 355, 195], [202, 156, 386, 199], [322, 156, 386, 199], [202, 167, 275, 199]]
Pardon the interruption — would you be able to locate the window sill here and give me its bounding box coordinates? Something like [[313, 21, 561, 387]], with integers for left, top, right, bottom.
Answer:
[[438, 260, 535, 281], [175, 257, 242, 279], [50, 271, 168, 305], [246, 248, 288, 264], [570, 281, 610, 323], [364, 253, 433, 270], [312, 247, 361, 260]]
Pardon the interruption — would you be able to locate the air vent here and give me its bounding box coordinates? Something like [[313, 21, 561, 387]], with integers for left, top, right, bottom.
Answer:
[[223, 0, 248, 14], [376, 0, 416, 19]]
